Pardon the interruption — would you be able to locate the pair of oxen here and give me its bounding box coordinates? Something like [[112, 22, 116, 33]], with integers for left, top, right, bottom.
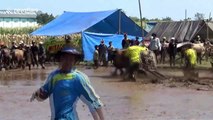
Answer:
[[0, 48, 26, 70], [111, 42, 208, 79], [111, 48, 156, 79]]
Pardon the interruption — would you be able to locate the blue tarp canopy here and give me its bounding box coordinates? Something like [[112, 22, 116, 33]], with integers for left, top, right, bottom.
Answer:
[[31, 9, 147, 37], [82, 32, 143, 61]]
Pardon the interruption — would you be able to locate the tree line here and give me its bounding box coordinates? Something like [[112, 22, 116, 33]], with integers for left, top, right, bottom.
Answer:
[[129, 12, 209, 23], [36, 11, 55, 25], [36, 11, 209, 26]]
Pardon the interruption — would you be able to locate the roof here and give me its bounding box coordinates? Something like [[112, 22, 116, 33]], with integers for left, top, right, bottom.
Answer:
[[0, 10, 37, 18], [0, 14, 37, 18], [146, 20, 213, 42], [31, 9, 147, 36], [207, 22, 213, 32]]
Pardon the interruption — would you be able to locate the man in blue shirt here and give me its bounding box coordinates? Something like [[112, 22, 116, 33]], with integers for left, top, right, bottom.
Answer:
[[30, 46, 104, 120]]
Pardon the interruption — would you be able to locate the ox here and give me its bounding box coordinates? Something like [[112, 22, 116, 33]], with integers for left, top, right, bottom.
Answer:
[[0, 48, 11, 69], [111, 49, 129, 76], [171, 42, 205, 65], [111, 48, 157, 80], [11, 49, 25, 69]]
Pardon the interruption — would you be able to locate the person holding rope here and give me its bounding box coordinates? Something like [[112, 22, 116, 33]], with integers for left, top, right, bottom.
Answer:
[[183, 44, 198, 78], [30, 46, 105, 120], [125, 45, 148, 81]]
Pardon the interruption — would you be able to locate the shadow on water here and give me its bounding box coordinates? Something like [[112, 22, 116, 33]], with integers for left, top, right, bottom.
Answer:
[[0, 66, 55, 86], [89, 75, 137, 83], [89, 75, 121, 79]]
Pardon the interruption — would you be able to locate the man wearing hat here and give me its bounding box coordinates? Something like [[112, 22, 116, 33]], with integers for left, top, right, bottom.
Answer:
[[11, 41, 17, 52], [168, 37, 177, 67], [107, 41, 114, 64], [38, 41, 46, 69], [149, 33, 161, 63], [134, 36, 140, 46], [63, 35, 72, 48], [31, 40, 39, 67], [24, 45, 33, 70], [30, 46, 104, 120], [98, 39, 107, 66], [160, 37, 168, 64], [122, 33, 130, 49], [18, 40, 25, 50]]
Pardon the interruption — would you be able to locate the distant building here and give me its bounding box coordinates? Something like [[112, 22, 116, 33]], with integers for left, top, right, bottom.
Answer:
[[0, 9, 39, 28]]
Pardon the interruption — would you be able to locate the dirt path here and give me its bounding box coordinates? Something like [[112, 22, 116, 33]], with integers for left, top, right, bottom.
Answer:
[[0, 66, 213, 120]]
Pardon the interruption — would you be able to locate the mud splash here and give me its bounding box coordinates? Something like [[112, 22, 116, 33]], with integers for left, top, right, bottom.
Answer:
[[0, 66, 213, 120]]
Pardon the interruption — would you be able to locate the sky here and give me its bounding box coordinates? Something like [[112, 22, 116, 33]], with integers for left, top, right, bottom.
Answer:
[[1, 0, 213, 20]]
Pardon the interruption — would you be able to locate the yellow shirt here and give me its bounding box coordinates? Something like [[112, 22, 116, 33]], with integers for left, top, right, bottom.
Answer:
[[185, 48, 197, 65], [125, 46, 148, 64]]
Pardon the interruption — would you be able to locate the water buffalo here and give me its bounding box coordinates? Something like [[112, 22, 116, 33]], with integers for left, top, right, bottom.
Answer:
[[111, 49, 157, 78], [192, 43, 205, 64], [111, 49, 129, 75], [204, 41, 213, 61], [11, 49, 25, 69], [175, 42, 205, 65], [0, 48, 12, 69]]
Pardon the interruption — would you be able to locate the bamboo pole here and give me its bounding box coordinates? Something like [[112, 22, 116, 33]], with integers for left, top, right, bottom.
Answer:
[[138, 0, 144, 37]]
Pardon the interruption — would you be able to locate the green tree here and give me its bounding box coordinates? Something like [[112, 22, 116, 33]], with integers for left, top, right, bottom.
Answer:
[[36, 12, 55, 25], [149, 18, 160, 21], [142, 17, 148, 21], [129, 16, 140, 22], [162, 17, 172, 21], [194, 13, 205, 20]]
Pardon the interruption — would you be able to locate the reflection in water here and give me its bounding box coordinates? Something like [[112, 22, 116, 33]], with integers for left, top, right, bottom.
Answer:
[[0, 66, 56, 86]]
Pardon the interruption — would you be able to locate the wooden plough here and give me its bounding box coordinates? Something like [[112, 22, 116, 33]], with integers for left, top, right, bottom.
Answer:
[[139, 50, 167, 80]]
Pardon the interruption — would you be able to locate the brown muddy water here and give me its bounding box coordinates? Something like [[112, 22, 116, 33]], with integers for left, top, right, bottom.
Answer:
[[0, 66, 213, 120]]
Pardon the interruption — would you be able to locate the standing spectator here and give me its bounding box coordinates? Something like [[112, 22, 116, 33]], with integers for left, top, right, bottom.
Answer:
[[63, 35, 72, 48], [160, 37, 168, 64], [30, 46, 104, 120], [168, 37, 177, 67], [18, 40, 25, 50], [107, 41, 114, 64], [38, 42, 46, 69], [31, 41, 39, 67], [10, 41, 17, 52], [93, 45, 99, 69], [122, 33, 130, 49], [195, 35, 205, 43], [149, 33, 161, 63], [24, 45, 33, 70], [98, 40, 107, 66], [194, 35, 201, 43], [134, 36, 140, 46]]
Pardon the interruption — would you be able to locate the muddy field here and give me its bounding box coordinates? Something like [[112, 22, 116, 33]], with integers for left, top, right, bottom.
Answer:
[[0, 65, 213, 120]]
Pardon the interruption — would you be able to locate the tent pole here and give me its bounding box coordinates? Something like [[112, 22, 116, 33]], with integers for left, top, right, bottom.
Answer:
[[138, 0, 144, 37], [207, 20, 209, 40], [185, 9, 187, 21], [207, 12, 211, 40], [118, 9, 121, 34]]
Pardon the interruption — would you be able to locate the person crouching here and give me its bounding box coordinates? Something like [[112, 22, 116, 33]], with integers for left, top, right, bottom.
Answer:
[[183, 44, 198, 78]]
